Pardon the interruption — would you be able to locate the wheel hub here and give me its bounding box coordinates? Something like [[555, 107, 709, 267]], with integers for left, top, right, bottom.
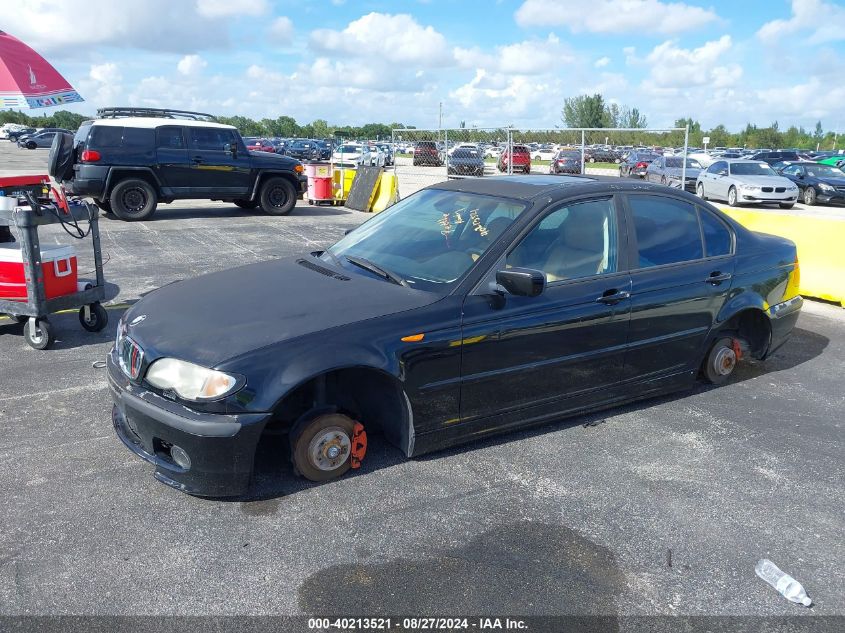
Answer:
[[308, 426, 351, 471], [124, 189, 145, 212], [713, 346, 737, 376]]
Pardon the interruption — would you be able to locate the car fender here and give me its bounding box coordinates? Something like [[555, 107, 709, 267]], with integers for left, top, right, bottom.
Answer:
[[248, 169, 302, 200], [709, 288, 773, 356], [104, 167, 164, 196]]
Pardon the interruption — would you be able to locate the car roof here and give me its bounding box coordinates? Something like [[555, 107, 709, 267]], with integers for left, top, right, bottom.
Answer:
[[428, 174, 704, 201], [721, 159, 768, 164], [91, 117, 236, 130]]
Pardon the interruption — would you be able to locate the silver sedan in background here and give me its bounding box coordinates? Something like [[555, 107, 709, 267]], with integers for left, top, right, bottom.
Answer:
[[696, 159, 799, 209], [645, 156, 703, 192]]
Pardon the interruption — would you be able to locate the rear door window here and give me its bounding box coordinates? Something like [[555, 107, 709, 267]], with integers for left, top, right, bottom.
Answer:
[[121, 127, 155, 149], [89, 125, 124, 148], [698, 208, 733, 257], [628, 195, 704, 268], [156, 126, 185, 149]]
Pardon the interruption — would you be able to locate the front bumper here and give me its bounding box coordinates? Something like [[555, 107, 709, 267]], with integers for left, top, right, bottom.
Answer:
[[107, 352, 270, 497], [816, 189, 845, 204], [739, 188, 798, 203]]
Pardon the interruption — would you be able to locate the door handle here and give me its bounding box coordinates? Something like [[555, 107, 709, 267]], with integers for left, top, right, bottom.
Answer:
[[596, 289, 630, 305], [191, 156, 204, 163], [706, 272, 732, 284]]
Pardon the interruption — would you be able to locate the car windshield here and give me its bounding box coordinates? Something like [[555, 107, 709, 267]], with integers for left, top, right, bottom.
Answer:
[[806, 165, 844, 178], [453, 149, 479, 158], [324, 189, 527, 292], [730, 162, 777, 176], [337, 145, 360, 153]]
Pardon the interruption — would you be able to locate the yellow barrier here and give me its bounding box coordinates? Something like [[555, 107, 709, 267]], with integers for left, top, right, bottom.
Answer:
[[371, 171, 400, 213], [721, 208, 845, 306], [332, 167, 356, 202]]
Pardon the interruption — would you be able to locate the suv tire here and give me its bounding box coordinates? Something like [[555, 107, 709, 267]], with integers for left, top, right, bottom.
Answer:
[[94, 199, 112, 214], [259, 177, 296, 216], [110, 179, 158, 221], [48, 132, 75, 181]]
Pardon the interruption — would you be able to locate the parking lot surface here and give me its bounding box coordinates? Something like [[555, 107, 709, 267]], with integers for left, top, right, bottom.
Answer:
[[1, 145, 843, 621]]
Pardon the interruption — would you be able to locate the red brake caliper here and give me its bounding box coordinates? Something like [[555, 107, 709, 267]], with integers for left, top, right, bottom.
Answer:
[[731, 338, 743, 361], [350, 422, 367, 469]]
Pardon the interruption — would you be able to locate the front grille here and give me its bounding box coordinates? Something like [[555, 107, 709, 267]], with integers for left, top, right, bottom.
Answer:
[[118, 335, 144, 380], [762, 187, 773, 193], [836, 187, 845, 193], [775, 187, 786, 193]]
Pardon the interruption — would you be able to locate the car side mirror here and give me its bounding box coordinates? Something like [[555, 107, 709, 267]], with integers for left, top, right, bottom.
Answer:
[[224, 143, 236, 157], [495, 268, 545, 297], [797, 173, 805, 179], [718, 170, 727, 176]]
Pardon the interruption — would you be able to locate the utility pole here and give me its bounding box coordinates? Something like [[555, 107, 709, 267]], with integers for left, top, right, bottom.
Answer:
[[439, 101, 443, 130]]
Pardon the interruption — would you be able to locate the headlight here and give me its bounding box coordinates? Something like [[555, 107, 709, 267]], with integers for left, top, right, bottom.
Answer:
[[817, 183, 834, 192], [145, 358, 241, 401]]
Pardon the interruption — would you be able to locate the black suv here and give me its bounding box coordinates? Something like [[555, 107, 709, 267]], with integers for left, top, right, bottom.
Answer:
[[50, 107, 307, 220]]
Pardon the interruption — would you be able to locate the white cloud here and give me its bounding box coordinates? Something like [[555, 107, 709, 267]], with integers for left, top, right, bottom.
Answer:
[[310, 13, 453, 66], [594, 56, 611, 68], [195, 0, 269, 18], [268, 16, 294, 43], [2, 0, 229, 55], [177, 54, 207, 76], [455, 35, 575, 75], [78, 63, 123, 105], [757, 0, 845, 45], [640, 36, 741, 90], [89, 62, 122, 85], [515, 0, 719, 35]]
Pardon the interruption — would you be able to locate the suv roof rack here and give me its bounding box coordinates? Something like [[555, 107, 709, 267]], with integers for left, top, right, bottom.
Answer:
[[96, 107, 215, 121]]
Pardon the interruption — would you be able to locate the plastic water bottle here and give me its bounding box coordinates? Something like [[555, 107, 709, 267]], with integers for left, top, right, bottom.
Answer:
[[755, 559, 812, 606]]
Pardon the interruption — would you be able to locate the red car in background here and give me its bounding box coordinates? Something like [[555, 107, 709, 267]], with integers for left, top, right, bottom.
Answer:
[[244, 137, 276, 153], [497, 144, 531, 174]]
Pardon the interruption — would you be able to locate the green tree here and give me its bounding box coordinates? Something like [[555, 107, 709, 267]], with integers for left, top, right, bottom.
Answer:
[[561, 94, 608, 128], [620, 107, 647, 128], [814, 121, 824, 141]]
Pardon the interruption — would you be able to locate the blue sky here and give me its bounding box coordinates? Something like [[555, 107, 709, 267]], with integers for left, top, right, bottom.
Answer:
[[5, 0, 845, 132]]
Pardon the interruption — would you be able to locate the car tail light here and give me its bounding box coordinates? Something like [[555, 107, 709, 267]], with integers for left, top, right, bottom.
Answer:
[[81, 149, 101, 162], [636, 161, 648, 168]]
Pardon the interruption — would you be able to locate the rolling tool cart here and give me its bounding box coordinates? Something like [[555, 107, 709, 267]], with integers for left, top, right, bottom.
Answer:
[[0, 188, 108, 350]]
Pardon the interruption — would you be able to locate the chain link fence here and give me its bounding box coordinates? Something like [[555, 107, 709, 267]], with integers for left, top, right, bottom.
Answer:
[[390, 126, 689, 199]]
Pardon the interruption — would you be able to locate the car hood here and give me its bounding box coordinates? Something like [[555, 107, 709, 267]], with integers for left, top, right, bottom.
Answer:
[[732, 175, 794, 186], [813, 176, 845, 186], [248, 151, 300, 168], [122, 256, 439, 368]]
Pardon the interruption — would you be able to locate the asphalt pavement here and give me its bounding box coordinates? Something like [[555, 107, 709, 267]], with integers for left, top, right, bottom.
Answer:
[[0, 144, 843, 627]]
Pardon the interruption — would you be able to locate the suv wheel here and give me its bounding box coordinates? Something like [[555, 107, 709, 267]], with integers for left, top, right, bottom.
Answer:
[[234, 199, 259, 210], [110, 179, 158, 221], [259, 177, 296, 216]]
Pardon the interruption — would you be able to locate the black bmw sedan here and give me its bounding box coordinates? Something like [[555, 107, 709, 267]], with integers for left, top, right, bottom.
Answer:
[[108, 176, 803, 496]]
